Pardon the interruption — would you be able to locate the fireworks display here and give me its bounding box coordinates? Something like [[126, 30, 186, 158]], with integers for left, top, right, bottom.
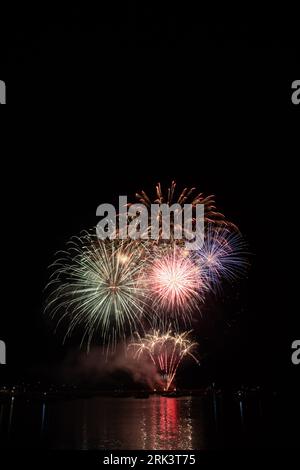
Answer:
[[193, 225, 250, 293], [144, 245, 207, 326], [45, 181, 250, 388], [129, 330, 199, 391], [133, 180, 228, 227], [125, 181, 235, 244], [45, 234, 149, 350]]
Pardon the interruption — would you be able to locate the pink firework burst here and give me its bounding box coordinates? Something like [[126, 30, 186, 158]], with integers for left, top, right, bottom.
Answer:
[[146, 245, 207, 324]]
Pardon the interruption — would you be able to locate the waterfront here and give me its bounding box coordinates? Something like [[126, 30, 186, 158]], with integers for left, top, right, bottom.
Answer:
[[1, 391, 299, 449]]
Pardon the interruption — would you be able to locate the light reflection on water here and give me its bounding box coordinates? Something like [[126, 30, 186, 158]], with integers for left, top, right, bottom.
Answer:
[[0, 396, 207, 450], [1, 393, 298, 449], [77, 396, 203, 450], [139, 396, 195, 450]]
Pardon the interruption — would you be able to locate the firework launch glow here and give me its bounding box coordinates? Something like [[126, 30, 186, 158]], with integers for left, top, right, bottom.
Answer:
[[129, 330, 199, 391]]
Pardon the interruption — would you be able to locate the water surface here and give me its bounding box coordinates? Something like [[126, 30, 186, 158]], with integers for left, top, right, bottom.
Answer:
[[0, 394, 298, 449]]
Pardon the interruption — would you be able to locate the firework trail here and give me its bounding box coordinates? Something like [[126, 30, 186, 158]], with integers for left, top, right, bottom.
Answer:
[[127, 181, 235, 242], [134, 181, 225, 223], [45, 233, 150, 351], [129, 330, 199, 391], [45, 181, 250, 359]]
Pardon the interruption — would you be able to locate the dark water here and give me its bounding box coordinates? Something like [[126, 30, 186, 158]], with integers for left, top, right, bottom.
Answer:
[[0, 393, 299, 449]]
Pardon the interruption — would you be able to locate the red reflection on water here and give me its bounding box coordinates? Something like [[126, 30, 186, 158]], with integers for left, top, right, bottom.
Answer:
[[158, 398, 178, 444]]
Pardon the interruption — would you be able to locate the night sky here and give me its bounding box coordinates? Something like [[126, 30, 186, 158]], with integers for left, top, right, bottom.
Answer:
[[2, 8, 299, 389]]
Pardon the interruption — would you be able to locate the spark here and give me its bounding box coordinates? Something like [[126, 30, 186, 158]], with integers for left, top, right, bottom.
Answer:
[[193, 225, 249, 293], [45, 233, 149, 351], [143, 245, 208, 326], [129, 181, 235, 242], [129, 330, 199, 391]]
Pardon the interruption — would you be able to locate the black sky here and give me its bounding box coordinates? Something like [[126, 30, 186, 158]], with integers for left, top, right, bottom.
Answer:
[[1, 8, 299, 387]]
